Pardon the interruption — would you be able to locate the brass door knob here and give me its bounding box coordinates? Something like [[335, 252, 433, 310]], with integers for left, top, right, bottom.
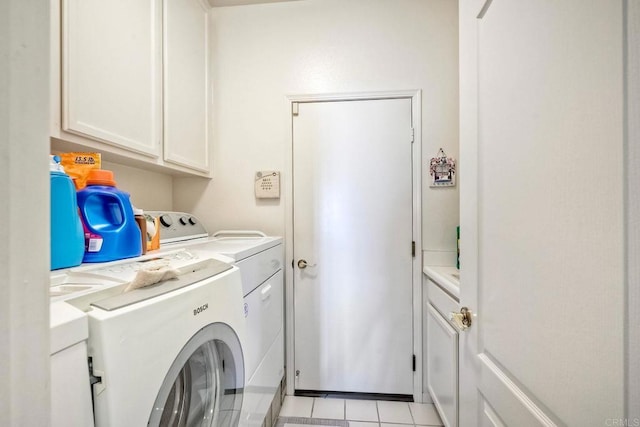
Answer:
[[450, 307, 473, 331], [297, 259, 317, 269]]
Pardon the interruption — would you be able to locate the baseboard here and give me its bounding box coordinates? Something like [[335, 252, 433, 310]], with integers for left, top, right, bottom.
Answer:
[[294, 390, 413, 402]]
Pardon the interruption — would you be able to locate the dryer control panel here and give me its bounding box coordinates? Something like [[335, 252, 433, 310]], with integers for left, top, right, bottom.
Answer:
[[145, 211, 209, 244]]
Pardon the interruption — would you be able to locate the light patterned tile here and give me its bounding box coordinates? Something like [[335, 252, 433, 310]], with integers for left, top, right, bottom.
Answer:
[[346, 399, 379, 422], [312, 398, 345, 420], [376, 401, 413, 424], [381, 424, 413, 427], [409, 402, 442, 426], [279, 396, 314, 418], [349, 422, 379, 427]]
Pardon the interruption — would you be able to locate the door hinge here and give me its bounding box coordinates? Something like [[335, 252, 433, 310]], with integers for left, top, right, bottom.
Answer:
[[292, 102, 299, 116], [412, 354, 416, 372], [412, 241, 415, 257], [410, 127, 415, 143]]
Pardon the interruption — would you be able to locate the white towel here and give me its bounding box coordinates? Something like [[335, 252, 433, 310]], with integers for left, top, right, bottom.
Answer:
[[123, 265, 179, 292]]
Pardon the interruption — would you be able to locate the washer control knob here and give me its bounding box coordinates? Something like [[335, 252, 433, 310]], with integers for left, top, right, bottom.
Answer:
[[159, 215, 173, 227], [179, 216, 188, 225], [188, 217, 197, 225]]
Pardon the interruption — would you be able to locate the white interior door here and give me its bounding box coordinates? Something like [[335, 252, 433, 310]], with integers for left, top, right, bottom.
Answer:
[[459, 1, 625, 425], [292, 98, 414, 395]]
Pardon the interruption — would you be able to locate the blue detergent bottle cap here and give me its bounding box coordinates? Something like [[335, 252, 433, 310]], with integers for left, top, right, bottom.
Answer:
[[50, 155, 64, 172]]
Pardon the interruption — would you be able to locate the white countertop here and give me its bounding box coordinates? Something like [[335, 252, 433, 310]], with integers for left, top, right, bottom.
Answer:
[[423, 265, 460, 299]]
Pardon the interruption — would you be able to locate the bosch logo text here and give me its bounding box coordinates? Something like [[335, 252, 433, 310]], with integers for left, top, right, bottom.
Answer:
[[193, 303, 208, 316]]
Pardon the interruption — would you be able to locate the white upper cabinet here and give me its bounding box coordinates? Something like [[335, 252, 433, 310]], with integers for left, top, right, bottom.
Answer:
[[62, 0, 162, 158], [52, 0, 212, 176], [163, 0, 210, 173]]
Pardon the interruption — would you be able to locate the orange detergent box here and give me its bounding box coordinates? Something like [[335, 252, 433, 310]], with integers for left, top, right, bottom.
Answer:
[[58, 152, 101, 190]]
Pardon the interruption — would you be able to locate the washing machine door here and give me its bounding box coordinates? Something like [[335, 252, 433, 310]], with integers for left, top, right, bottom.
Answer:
[[149, 323, 244, 427]]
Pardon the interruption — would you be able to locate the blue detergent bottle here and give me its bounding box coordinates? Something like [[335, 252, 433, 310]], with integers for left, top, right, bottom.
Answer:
[[50, 155, 85, 270], [77, 169, 142, 263]]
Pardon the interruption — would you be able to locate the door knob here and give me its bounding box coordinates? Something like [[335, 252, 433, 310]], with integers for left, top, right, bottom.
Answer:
[[297, 259, 316, 269], [449, 307, 473, 331]]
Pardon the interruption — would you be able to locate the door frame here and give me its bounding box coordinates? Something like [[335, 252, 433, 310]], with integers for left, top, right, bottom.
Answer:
[[626, 0, 640, 419], [283, 90, 423, 401], [458, 1, 483, 424]]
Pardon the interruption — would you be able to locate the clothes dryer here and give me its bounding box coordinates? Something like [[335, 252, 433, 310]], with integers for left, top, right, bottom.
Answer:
[[144, 212, 284, 427], [186, 233, 284, 427]]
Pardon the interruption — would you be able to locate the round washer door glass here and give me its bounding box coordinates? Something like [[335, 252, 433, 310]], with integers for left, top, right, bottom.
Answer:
[[149, 323, 244, 427]]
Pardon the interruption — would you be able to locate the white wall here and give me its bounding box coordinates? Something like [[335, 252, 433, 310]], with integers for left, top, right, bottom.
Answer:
[[102, 161, 173, 211], [174, 0, 459, 254], [0, 0, 51, 425]]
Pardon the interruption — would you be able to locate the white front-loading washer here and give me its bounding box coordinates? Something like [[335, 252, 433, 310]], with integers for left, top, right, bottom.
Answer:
[[59, 251, 247, 427]]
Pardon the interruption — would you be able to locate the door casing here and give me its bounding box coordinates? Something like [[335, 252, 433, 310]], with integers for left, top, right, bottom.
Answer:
[[283, 90, 423, 402]]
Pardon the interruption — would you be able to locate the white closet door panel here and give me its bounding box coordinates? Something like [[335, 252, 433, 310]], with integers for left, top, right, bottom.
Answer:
[[62, 0, 162, 157], [293, 98, 414, 395], [163, 0, 210, 172]]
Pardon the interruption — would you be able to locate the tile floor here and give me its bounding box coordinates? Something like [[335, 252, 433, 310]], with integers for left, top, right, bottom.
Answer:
[[278, 396, 443, 427]]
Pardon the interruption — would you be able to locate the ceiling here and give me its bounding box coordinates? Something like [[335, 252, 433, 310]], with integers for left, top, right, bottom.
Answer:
[[209, 0, 303, 7]]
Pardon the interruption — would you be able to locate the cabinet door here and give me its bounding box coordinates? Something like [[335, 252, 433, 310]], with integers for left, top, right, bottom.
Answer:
[[427, 303, 458, 427], [163, 0, 210, 173], [62, 0, 162, 157]]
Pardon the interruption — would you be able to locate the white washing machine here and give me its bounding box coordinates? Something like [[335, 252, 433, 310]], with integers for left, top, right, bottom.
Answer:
[[50, 248, 247, 427], [146, 212, 285, 427]]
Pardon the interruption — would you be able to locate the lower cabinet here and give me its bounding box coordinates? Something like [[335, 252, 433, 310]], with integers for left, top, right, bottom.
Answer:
[[426, 280, 459, 427]]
